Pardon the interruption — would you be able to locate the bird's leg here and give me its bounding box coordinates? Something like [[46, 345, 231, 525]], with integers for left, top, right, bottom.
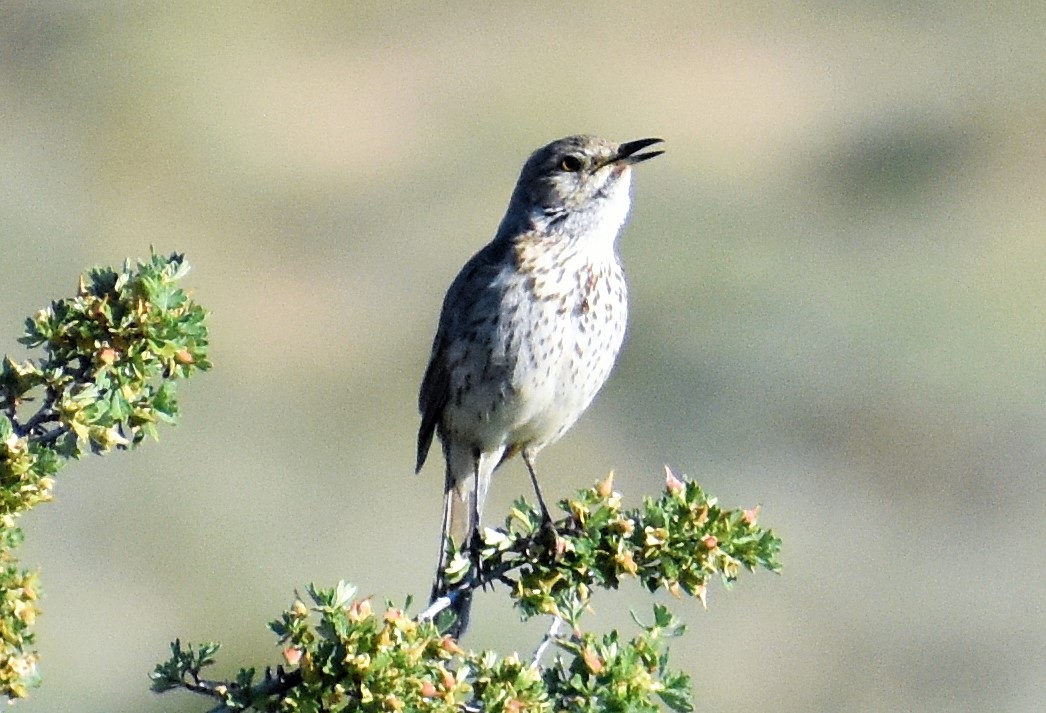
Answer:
[[470, 453, 481, 537], [521, 451, 554, 526], [467, 453, 487, 584]]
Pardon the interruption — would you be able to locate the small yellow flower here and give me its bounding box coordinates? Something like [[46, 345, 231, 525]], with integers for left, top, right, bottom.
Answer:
[[582, 648, 603, 673], [664, 465, 684, 495], [615, 551, 638, 576]]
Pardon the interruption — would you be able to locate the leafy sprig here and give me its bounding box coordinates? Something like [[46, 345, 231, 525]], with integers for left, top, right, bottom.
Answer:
[[0, 252, 209, 699], [154, 473, 780, 711], [438, 469, 781, 628]]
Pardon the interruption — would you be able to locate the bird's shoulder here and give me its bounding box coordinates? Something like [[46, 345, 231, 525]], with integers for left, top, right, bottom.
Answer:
[[446, 237, 515, 291]]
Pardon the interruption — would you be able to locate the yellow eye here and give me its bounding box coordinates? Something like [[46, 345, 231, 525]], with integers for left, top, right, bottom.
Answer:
[[559, 155, 583, 172]]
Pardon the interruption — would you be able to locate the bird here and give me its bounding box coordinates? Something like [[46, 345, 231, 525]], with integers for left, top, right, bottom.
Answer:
[[416, 134, 663, 636]]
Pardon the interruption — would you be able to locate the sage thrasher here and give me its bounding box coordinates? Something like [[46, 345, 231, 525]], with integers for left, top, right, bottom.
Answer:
[[416, 135, 663, 635]]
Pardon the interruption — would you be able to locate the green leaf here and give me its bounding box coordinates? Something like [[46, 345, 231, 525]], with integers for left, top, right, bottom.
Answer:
[[1, 252, 210, 699]]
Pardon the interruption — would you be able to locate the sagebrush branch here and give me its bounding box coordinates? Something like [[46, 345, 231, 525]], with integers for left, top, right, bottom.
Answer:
[[153, 472, 781, 713], [0, 252, 210, 700]]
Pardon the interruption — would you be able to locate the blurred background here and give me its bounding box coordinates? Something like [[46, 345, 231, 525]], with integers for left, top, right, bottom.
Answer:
[[2, 2, 1044, 711]]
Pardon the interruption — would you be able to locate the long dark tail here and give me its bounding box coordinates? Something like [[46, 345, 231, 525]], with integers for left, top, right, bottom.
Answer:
[[430, 442, 500, 638], [431, 468, 474, 638]]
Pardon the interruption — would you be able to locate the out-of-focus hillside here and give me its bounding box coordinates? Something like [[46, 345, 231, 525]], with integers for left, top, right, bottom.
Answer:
[[1, 3, 1043, 712]]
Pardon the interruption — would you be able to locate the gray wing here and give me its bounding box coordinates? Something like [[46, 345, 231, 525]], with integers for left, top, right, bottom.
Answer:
[[416, 330, 450, 473], [415, 238, 513, 473]]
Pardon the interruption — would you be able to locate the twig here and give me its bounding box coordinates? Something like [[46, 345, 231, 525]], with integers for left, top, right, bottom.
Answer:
[[417, 592, 454, 622], [34, 425, 70, 446], [22, 404, 59, 434], [418, 535, 556, 624], [531, 616, 563, 668], [421, 551, 520, 623], [199, 667, 302, 713]]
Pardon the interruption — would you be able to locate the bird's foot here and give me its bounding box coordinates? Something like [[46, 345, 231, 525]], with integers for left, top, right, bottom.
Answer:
[[466, 527, 495, 591], [535, 513, 568, 561]]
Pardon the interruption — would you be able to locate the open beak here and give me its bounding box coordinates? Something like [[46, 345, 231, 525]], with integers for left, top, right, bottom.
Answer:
[[615, 137, 664, 165]]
